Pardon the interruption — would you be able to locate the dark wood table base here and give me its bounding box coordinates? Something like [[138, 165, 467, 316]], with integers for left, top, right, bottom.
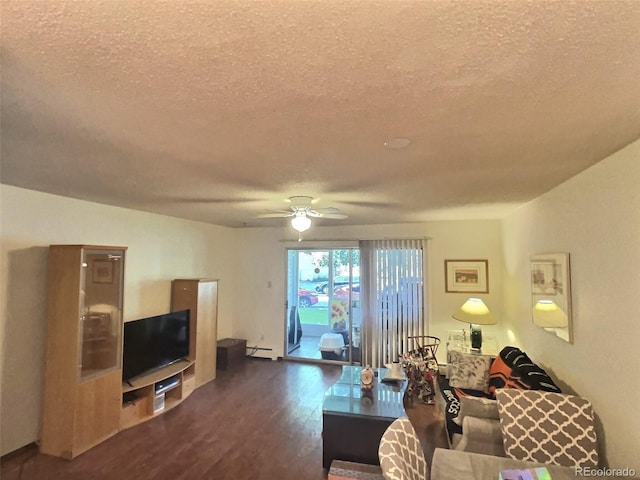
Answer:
[[322, 413, 395, 468], [322, 367, 406, 469], [322, 367, 450, 469]]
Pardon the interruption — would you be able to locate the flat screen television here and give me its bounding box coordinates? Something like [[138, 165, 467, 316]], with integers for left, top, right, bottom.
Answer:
[[122, 309, 190, 383]]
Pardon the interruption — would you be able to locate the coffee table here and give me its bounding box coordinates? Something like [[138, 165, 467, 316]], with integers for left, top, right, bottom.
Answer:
[[322, 366, 406, 469]]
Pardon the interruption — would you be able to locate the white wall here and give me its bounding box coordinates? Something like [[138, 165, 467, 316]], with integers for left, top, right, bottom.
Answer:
[[233, 220, 504, 359], [502, 139, 640, 471], [0, 185, 237, 455]]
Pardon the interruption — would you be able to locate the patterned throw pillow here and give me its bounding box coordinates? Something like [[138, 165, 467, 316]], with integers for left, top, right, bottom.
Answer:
[[496, 389, 599, 469], [448, 351, 492, 392]]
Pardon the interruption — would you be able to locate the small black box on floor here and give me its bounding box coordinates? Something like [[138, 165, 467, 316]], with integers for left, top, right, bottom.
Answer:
[[216, 338, 247, 369]]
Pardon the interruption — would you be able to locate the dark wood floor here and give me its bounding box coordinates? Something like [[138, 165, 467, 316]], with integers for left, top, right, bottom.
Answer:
[[404, 395, 451, 470], [1, 359, 448, 480]]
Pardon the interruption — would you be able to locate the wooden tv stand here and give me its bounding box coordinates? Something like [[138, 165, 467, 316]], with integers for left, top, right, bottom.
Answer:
[[119, 359, 196, 431], [40, 253, 220, 459]]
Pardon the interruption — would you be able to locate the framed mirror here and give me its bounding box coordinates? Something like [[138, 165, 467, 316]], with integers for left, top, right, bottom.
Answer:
[[530, 253, 572, 343]]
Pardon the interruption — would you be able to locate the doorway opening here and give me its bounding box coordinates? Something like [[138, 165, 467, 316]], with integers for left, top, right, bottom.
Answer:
[[285, 248, 360, 364]]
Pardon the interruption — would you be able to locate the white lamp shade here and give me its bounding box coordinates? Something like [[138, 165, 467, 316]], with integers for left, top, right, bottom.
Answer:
[[533, 300, 568, 328], [452, 298, 496, 325], [291, 213, 311, 232]]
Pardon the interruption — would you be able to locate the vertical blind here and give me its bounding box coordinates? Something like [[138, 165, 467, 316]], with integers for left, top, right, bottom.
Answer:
[[359, 239, 426, 367]]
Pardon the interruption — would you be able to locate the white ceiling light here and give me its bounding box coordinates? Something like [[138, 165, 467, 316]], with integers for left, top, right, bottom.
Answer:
[[291, 212, 312, 232]]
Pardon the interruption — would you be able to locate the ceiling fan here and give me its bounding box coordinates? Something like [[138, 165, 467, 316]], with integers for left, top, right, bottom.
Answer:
[[257, 196, 348, 232]]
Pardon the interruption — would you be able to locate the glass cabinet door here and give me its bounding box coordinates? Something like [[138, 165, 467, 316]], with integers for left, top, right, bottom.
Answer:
[[79, 248, 125, 380]]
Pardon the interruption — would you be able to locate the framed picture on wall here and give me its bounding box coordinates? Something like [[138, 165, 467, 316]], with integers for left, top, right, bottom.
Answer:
[[445, 259, 489, 293]]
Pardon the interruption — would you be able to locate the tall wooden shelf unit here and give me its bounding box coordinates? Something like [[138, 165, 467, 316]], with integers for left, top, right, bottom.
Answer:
[[171, 279, 219, 387], [41, 245, 127, 459]]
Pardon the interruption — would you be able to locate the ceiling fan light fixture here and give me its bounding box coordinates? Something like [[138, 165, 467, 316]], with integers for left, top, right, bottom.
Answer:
[[291, 213, 311, 232]]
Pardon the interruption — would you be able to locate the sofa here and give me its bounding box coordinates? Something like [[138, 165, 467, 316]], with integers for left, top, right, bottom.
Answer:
[[435, 346, 605, 473], [430, 448, 640, 480]]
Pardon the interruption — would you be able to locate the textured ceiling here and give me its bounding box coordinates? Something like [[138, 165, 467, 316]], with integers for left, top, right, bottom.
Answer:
[[2, 0, 639, 228]]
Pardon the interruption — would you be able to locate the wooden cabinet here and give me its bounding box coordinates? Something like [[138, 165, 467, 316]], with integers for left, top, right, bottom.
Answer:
[[40, 245, 126, 459], [171, 279, 219, 387], [216, 338, 247, 369]]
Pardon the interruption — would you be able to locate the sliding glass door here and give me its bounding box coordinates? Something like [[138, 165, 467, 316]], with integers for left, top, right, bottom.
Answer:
[[285, 248, 360, 364]]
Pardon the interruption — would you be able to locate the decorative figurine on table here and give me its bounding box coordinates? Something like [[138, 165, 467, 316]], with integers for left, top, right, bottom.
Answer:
[[402, 354, 438, 404], [360, 365, 375, 391]]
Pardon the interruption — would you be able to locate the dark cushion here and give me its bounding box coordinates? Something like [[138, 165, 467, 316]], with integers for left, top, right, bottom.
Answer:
[[489, 346, 561, 398], [438, 375, 493, 439]]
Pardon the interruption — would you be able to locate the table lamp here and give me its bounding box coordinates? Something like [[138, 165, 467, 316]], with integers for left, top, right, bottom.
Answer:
[[532, 300, 568, 328], [452, 298, 496, 351]]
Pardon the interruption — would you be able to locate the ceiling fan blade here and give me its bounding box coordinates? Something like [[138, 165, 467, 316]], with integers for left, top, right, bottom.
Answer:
[[159, 196, 259, 204], [259, 197, 348, 222], [339, 200, 398, 209], [306, 207, 348, 219], [256, 211, 294, 218], [313, 207, 342, 214]]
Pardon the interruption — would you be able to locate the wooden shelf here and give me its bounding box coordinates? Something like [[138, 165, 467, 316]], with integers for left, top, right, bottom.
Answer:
[[122, 360, 194, 393], [119, 360, 196, 431]]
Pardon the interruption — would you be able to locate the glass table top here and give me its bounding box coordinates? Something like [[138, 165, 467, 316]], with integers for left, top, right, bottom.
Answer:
[[322, 366, 406, 420]]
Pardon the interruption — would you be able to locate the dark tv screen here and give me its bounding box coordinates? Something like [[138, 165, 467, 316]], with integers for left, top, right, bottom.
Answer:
[[122, 309, 190, 382]]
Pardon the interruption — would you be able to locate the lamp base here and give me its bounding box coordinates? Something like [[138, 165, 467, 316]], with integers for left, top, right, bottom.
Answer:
[[470, 325, 482, 350]]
